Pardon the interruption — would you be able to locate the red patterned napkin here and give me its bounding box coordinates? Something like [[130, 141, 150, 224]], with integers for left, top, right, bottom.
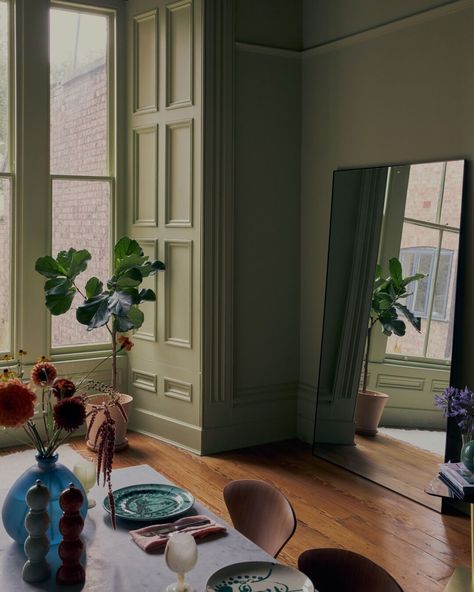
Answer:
[[130, 514, 227, 553]]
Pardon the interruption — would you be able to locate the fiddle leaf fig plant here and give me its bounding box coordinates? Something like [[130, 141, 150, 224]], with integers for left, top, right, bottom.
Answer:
[[362, 257, 425, 394], [35, 236, 165, 390]]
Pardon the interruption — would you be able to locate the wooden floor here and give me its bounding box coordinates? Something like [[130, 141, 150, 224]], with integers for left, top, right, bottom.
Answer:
[[315, 433, 443, 511], [70, 433, 470, 592]]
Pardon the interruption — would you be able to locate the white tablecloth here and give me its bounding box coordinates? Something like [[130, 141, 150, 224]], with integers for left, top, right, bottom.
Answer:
[[0, 464, 273, 591]]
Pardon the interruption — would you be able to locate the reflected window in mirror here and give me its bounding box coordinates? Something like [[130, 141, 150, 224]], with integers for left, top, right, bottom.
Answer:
[[376, 161, 463, 364]]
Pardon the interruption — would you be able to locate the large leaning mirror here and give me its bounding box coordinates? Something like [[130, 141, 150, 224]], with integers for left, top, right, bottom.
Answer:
[[312, 160, 466, 510]]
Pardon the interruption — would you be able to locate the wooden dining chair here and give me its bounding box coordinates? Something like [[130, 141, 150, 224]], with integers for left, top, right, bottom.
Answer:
[[223, 479, 296, 557], [298, 548, 404, 592]]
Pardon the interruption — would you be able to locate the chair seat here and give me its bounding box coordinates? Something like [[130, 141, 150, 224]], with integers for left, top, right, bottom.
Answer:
[[298, 548, 403, 592]]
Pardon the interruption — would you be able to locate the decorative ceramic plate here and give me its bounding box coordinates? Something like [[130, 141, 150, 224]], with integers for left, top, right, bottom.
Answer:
[[206, 562, 314, 592], [103, 484, 194, 521]]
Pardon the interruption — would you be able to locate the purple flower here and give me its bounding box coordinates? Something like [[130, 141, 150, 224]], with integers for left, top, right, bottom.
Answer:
[[435, 386, 474, 434]]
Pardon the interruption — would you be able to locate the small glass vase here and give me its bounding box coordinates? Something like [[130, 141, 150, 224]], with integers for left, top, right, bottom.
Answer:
[[461, 432, 474, 472], [1, 452, 88, 545]]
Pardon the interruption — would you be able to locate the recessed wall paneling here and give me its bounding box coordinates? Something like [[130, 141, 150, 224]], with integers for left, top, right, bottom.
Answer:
[[166, 0, 193, 108], [376, 374, 424, 391], [164, 377, 192, 402], [132, 369, 158, 393], [133, 126, 158, 226], [165, 120, 193, 227], [164, 240, 193, 348], [133, 10, 158, 113], [134, 239, 158, 341]]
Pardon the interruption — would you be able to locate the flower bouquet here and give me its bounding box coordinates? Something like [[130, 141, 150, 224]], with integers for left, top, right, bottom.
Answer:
[[435, 385, 474, 470], [0, 353, 89, 543]]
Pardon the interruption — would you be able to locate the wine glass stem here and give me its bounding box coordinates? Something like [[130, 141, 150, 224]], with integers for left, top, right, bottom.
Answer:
[[177, 573, 186, 592]]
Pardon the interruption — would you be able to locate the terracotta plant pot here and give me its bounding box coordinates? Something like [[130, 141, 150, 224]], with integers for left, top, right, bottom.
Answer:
[[354, 389, 389, 436], [85, 394, 133, 452]]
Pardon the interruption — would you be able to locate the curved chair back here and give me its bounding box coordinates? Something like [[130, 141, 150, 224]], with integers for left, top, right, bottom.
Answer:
[[298, 548, 403, 592], [223, 479, 296, 557]]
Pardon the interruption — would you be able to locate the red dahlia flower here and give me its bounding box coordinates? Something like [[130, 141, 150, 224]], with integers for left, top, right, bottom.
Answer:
[[31, 361, 57, 386], [51, 378, 76, 400], [53, 397, 86, 432], [0, 379, 36, 428]]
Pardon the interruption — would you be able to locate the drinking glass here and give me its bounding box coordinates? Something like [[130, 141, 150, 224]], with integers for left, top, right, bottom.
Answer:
[[72, 459, 97, 508], [164, 532, 198, 592]]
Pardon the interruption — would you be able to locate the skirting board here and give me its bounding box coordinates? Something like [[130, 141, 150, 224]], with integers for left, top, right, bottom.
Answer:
[[129, 407, 202, 454], [130, 400, 297, 456], [201, 414, 297, 455]]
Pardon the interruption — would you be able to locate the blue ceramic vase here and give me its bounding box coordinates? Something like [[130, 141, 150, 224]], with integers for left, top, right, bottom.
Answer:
[[1, 453, 87, 545]]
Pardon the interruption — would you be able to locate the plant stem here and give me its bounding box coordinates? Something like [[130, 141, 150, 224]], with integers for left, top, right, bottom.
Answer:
[[25, 421, 46, 455], [111, 327, 117, 391], [41, 387, 50, 441], [362, 321, 375, 394]]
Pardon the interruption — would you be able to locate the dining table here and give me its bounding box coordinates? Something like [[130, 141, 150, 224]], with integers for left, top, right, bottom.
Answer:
[[0, 463, 277, 591]]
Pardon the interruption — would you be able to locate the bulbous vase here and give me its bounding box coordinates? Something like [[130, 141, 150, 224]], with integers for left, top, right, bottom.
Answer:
[[1, 453, 87, 545]]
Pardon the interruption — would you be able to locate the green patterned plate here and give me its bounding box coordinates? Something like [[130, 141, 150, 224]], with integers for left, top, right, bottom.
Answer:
[[206, 562, 314, 592], [103, 483, 194, 521]]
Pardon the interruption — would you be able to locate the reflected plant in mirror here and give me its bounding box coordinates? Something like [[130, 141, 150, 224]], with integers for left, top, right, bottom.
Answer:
[[362, 258, 425, 394]]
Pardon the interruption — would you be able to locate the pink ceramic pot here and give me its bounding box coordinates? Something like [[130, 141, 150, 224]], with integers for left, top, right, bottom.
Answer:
[[354, 389, 389, 436], [85, 394, 133, 451]]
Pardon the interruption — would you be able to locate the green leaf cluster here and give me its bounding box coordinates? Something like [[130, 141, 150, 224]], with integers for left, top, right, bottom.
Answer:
[[371, 257, 425, 338], [35, 236, 165, 333]]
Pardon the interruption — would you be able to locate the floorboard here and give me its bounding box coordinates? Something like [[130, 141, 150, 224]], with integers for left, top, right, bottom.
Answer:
[[69, 433, 469, 592], [315, 432, 443, 511]]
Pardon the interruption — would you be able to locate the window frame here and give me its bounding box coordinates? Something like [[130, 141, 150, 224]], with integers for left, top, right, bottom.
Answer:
[[382, 161, 462, 365], [0, 0, 16, 356], [0, 0, 125, 368], [49, 1, 117, 355]]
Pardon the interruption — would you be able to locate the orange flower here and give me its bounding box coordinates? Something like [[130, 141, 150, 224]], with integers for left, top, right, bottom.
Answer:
[[31, 361, 57, 386], [0, 379, 36, 428], [117, 336, 134, 352]]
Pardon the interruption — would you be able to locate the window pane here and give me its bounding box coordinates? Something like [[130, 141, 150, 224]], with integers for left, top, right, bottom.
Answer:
[[432, 250, 453, 320], [0, 176, 11, 351], [50, 9, 108, 175], [404, 162, 445, 224], [0, 0, 9, 172], [440, 160, 463, 228], [386, 225, 438, 358], [426, 232, 459, 360], [51, 180, 110, 348]]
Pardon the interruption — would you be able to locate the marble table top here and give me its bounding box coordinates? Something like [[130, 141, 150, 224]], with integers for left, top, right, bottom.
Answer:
[[0, 464, 273, 591]]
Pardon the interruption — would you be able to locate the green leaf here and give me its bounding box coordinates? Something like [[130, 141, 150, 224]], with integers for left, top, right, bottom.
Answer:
[[35, 256, 66, 278], [127, 305, 144, 329], [114, 254, 148, 276], [139, 288, 156, 302], [114, 236, 142, 266], [113, 315, 135, 332], [76, 294, 111, 329], [107, 291, 133, 317], [57, 248, 91, 280], [44, 277, 74, 296], [395, 303, 422, 332], [402, 273, 426, 287], [150, 259, 166, 272], [381, 320, 406, 337], [45, 290, 76, 315], [85, 277, 103, 299], [119, 287, 141, 304], [389, 257, 403, 288], [116, 267, 143, 288]]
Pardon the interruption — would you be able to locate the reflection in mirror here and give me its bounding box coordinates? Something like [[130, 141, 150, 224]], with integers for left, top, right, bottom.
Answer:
[[313, 160, 465, 511]]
